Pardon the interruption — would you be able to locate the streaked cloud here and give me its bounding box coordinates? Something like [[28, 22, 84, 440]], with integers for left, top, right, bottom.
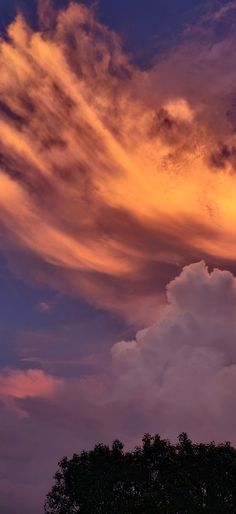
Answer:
[[0, 368, 62, 400], [1, 3, 236, 320]]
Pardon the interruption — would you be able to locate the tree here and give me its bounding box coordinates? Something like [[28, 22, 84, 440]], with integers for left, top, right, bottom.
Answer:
[[45, 433, 236, 514]]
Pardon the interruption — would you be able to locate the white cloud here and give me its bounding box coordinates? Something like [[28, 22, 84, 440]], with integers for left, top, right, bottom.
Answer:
[[109, 262, 236, 441]]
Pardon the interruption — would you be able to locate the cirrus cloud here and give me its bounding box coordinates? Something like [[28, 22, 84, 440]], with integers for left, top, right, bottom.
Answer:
[[1, 3, 236, 321]]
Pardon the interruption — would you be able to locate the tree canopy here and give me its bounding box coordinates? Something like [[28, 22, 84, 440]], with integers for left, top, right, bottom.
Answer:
[[45, 433, 236, 513]]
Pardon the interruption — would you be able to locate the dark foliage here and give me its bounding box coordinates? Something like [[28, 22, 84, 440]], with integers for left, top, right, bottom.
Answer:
[[45, 433, 236, 513]]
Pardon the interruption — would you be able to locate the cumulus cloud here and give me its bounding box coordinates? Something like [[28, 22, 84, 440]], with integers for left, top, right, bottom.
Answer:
[[108, 262, 236, 441], [2, 2, 236, 320], [2, 262, 236, 513]]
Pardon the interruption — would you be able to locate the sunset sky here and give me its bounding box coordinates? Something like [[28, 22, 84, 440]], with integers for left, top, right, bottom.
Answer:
[[1, 0, 236, 512]]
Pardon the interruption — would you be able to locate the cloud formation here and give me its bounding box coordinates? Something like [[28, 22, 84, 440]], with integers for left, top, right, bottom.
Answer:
[[1, 2, 236, 320], [2, 262, 236, 513], [109, 261, 236, 441], [0, 368, 62, 400], [3, 2, 236, 513], [17, 261, 236, 447]]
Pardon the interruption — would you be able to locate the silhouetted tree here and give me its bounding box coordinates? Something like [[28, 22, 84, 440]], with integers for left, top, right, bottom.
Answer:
[[45, 433, 236, 513]]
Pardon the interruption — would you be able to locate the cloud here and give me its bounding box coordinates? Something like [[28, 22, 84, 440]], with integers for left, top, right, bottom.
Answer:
[[0, 368, 63, 417], [37, 0, 56, 30], [109, 261, 236, 441], [37, 301, 51, 313], [2, 262, 236, 513], [3, 3, 236, 513], [2, 0, 236, 507], [0, 480, 45, 514], [0, 368, 63, 401], [1, 2, 236, 320]]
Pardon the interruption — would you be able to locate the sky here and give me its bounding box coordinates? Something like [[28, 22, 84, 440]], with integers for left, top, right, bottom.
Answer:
[[1, 0, 236, 512]]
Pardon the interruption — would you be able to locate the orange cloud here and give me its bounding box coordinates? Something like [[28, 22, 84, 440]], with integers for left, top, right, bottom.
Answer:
[[1, 2, 236, 320], [0, 369, 62, 400]]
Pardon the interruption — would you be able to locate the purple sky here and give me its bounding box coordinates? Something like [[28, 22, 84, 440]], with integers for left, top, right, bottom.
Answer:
[[0, 0, 235, 512]]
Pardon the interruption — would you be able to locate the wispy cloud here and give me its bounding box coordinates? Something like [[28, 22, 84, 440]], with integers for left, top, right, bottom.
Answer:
[[0, 3, 236, 320]]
